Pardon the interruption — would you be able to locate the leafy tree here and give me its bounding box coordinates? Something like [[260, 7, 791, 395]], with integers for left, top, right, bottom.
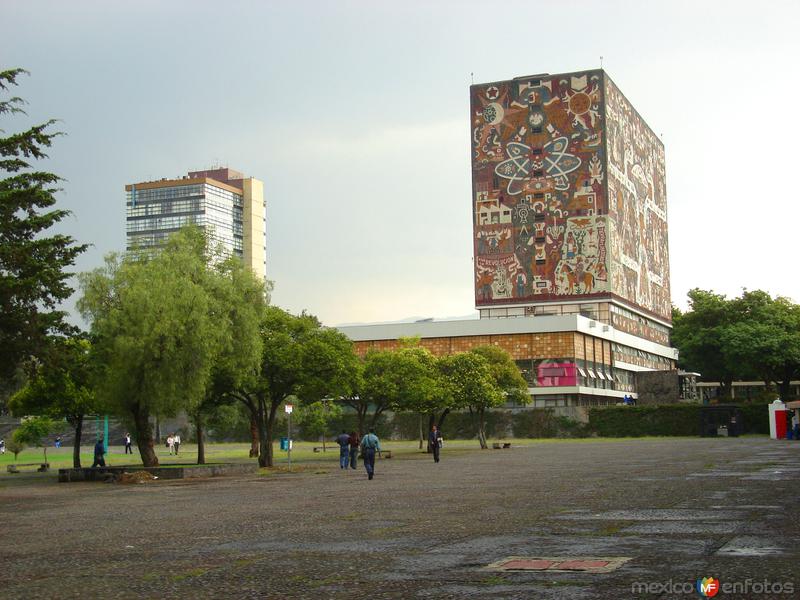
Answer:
[[438, 352, 498, 448], [672, 289, 738, 396], [365, 346, 445, 451], [297, 399, 343, 449], [0, 68, 87, 383], [9, 335, 99, 467], [470, 345, 530, 448], [12, 416, 55, 464], [673, 289, 800, 400], [233, 307, 357, 467], [78, 227, 232, 466]]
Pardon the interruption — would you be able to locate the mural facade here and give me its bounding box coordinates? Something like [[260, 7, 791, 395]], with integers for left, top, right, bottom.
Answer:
[[604, 77, 671, 320], [471, 70, 608, 308], [471, 70, 670, 322]]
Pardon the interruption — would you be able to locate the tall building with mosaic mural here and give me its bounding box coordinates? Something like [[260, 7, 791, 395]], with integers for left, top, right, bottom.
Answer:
[[339, 70, 682, 410], [470, 69, 670, 330]]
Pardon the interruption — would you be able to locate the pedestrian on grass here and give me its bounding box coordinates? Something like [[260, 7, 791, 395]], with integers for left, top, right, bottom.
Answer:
[[336, 430, 350, 469], [429, 425, 443, 463], [167, 434, 175, 455], [124, 432, 133, 454], [174, 433, 181, 455], [91, 438, 106, 468], [348, 430, 360, 469], [54, 436, 62, 448], [0, 438, 5, 454], [360, 428, 381, 480]]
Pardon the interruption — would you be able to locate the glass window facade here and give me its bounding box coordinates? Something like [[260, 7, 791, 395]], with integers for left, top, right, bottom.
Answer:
[[126, 182, 244, 258]]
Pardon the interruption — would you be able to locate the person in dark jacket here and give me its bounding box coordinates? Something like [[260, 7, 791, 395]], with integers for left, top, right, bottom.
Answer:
[[348, 431, 360, 469], [336, 430, 351, 469], [429, 425, 443, 463], [91, 438, 106, 468]]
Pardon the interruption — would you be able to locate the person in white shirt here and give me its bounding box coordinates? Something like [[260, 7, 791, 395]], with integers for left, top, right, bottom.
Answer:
[[173, 433, 181, 456], [167, 434, 175, 455]]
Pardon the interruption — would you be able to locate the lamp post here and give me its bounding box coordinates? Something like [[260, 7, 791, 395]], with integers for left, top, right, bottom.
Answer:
[[285, 403, 293, 468]]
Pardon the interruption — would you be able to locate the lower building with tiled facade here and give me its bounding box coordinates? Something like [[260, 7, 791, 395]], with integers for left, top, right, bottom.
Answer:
[[337, 305, 677, 408]]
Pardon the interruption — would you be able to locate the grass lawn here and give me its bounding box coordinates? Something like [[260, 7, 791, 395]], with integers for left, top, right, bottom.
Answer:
[[1, 434, 761, 481]]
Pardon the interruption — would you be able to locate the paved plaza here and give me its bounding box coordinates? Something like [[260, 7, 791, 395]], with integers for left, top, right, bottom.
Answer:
[[1, 438, 798, 599]]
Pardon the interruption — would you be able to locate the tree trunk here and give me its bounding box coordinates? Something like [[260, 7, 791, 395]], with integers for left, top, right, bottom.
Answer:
[[249, 412, 259, 457], [72, 415, 83, 468], [779, 378, 792, 401], [436, 408, 450, 432], [257, 394, 270, 468], [426, 413, 435, 453], [356, 403, 367, 436], [477, 408, 488, 449], [196, 417, 205, 465], [370, 404, 387, 430], [133, 407, 159, 467], [43, 444, 48, 465], [155, 416, 161, 445], [418, 413, 424, 450]]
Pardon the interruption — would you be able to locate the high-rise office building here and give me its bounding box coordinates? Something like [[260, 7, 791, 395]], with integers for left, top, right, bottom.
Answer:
[[125, 167, 266, 281], [338, 70, 680, 407]]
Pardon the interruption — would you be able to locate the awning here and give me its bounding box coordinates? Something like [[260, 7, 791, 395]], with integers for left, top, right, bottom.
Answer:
[[787, 400, 800, 409]]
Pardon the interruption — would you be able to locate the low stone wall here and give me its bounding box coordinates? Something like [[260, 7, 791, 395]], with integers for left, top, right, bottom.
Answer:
[[58, 463, 258, 483]]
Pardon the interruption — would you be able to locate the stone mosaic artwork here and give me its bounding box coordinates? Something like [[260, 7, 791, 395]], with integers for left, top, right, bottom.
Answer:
[[471, 69, 670, 320]]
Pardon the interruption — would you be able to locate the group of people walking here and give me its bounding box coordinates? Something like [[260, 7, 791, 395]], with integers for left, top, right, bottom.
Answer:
[[335, 425, 443, 480], [166, 433, 181, 455]]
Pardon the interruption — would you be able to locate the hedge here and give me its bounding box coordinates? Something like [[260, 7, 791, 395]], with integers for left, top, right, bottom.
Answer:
[[587, 402, 772, 437]]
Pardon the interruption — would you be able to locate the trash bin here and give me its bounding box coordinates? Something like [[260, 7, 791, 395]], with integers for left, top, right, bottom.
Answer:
[[280, 437, 288, 451]]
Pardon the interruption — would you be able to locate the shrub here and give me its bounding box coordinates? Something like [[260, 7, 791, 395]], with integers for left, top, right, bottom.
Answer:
[[6, 438, 25, 460]]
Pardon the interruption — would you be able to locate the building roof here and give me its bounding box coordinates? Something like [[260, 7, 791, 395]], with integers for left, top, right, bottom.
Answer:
[[337, 314, 678, 360]]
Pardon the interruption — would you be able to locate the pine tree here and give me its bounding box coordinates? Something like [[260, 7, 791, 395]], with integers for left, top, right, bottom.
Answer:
[[0, 68, 87, 382]]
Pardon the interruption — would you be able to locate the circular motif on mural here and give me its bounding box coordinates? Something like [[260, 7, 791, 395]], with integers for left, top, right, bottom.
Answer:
[[486, 86, 499, 100], [568, 92, 591, 115], [528, 111, 544, 127], [483, 102, 504, 125]]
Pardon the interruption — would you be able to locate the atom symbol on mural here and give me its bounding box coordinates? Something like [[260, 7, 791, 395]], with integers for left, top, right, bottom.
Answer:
[[494, 138, 581, 195]]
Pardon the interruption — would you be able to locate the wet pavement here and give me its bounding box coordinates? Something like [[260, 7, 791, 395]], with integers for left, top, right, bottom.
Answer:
[[0, 437, 798, 599]]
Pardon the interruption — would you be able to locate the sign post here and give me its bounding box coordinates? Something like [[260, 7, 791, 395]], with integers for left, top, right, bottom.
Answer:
[[285, 403, 293, 468]]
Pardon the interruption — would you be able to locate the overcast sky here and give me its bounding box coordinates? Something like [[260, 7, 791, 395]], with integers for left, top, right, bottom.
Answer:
[[3, 0, 799, 326]]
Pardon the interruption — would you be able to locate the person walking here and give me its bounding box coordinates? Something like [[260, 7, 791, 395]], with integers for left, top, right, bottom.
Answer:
[[336, 430, 350, 469], [91, 438, 106, 468], [124, 432, 133, 454], [429, 425, 443, 463], [360, 428, 381, 480], [167, 433, 175, 455], [173, 433, 181, 456], [0, 438, 5, 454], [348, 430, 360, 470]]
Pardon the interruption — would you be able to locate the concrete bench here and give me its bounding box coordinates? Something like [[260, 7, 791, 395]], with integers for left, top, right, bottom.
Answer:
[[7, 463, 50, 473], [492, 443, 512, 450]]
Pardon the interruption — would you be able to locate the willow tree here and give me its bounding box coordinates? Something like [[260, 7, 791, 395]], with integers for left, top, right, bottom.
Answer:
[[191, 256, 267, 464], [78, 228, 229, 466]]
